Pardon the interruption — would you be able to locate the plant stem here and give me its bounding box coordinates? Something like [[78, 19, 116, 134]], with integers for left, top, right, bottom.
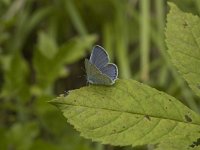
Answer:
[[140, 0, 150, 82], [114, 1, 131, 79], [65, 0, 87, 36]]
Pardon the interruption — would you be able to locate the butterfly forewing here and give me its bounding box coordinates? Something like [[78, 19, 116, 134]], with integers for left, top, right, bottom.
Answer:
[[89, 45, 109, 69]]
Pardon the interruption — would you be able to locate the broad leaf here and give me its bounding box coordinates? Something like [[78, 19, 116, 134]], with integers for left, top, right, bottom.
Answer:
[[166, 3, 200, 97], [33, 35, 96, 88], [49, 79, 200, 149]]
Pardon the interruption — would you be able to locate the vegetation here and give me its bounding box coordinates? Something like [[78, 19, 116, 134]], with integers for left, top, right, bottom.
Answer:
[[0, 0, 200, 150]]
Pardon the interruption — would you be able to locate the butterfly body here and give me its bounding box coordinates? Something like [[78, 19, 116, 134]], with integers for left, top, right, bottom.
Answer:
[[85, 45, 118, 85]]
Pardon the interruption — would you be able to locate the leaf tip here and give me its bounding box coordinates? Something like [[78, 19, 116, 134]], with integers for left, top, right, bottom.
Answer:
[[48, 94, 66, 107], [167, 2, 177, 9], [48, 99, 57, 106], [167, 2, 181, 16]]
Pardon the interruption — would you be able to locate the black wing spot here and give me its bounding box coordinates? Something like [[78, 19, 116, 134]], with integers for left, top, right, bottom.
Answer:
[[185, 115, 192, 122]]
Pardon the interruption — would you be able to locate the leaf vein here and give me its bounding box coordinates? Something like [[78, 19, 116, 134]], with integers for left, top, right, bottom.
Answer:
[[152, 122, 178, 142], [61, 103, 200, 126], [134, 119, 161, 143], [171, 50, 200, 63], [99, 117, 144, 138], [90, 113, 122, 131]]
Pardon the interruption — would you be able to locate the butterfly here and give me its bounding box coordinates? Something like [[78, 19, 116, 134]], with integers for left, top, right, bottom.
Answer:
[[85, 45, 118, 85]]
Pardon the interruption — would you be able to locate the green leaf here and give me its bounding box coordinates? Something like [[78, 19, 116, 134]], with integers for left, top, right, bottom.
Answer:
[[38, 31, 58, 59], [58, 34, 97, 64], [165, 3, 200, 97], [33, 34, 97, 89], [49, 79, 200, 149]]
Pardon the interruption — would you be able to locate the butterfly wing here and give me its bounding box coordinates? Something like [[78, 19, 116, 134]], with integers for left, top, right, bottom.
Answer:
[[89, 73, 114, 85], [85, 59, 114, 85], [89, 45, 109, 69], [85, 59, 100, 77], [99, 63, 118, 81]]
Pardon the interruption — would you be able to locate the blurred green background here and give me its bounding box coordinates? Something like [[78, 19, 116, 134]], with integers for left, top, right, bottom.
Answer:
[[0, 0, 200, 150]]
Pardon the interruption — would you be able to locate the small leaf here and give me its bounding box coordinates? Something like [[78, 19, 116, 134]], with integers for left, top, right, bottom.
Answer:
[[49, 79, 200, 149], [165, 3, 200, 97], [58, 36, 96, 64], [38, 32, 58, 59]]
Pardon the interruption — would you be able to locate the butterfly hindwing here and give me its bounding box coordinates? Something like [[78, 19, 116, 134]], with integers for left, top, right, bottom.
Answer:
[[85, 59, 113, 85], [99, 63, 118, 80], [85, 59, 101, 76], [89, 73, 113, 85]]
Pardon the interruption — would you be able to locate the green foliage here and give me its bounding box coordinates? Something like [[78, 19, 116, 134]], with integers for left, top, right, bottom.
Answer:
[[50, 79, 200, 149], [0, 54, 30, 101], [0, 0, 97, 148], [34, 34, 96, 89], [38, 32, 58, 59], [1, 0, 200, 150], [49, 1, 200, 150], [166, 3, 200, 97]]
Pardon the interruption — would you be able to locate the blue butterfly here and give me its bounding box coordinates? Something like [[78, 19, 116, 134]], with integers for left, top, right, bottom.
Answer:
[[85, 45, 118, 85]]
